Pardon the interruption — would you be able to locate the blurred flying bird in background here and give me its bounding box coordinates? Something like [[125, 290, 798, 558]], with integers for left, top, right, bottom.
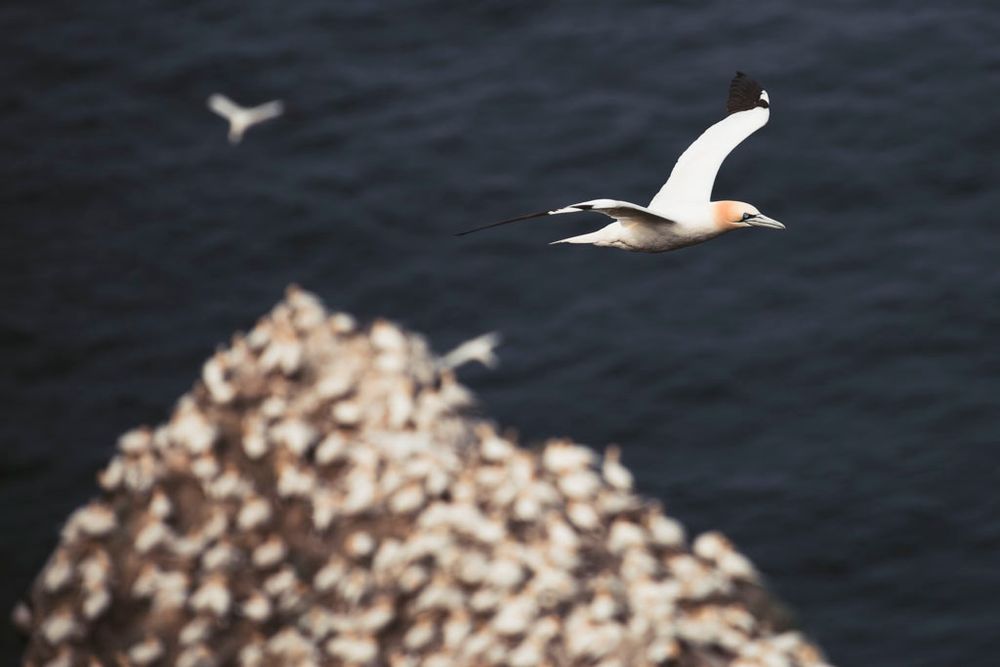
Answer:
[[439, 332, 502, 371], [207, 94, 284, 144]]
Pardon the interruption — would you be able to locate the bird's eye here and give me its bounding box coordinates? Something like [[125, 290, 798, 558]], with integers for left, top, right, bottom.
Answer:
[[741, 212, 753, 221]]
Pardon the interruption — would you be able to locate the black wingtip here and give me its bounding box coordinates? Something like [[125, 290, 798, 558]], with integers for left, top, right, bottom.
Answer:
[[727, 72, 768, 114], [455, 209, 554, 237]]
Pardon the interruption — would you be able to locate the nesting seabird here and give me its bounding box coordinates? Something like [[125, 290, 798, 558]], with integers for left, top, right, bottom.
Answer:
[[457, 72, 785, 252], [207, 93, 284, 144]]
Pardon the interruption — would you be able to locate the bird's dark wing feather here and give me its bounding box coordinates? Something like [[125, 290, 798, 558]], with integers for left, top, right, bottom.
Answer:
[[726, 72, 768, 115], [456, 201, 673, 237], [455, 210, 554, 236]]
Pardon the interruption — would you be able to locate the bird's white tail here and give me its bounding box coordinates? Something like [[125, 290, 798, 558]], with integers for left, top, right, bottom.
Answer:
[[550, 229, 611, 247]]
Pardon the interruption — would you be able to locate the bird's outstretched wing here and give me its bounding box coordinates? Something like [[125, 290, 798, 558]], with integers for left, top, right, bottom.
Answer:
[[207, 94, 241, 120], [648, 72, 770, 209], [247, 100, 284, 123], [456, 199, 673, 236], [439, 332, 501, 371]]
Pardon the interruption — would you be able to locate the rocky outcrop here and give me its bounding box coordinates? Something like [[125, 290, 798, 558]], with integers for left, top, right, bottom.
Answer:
[[15, 287, 829, 667]]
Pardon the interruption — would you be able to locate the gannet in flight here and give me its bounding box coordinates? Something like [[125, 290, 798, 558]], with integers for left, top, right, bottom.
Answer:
[[207, 94, 284, 144], [439, 332, 501, 371], [457, 72, 784, 252]]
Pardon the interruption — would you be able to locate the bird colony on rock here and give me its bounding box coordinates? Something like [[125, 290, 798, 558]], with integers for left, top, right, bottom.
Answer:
[[15, 286, 829, 667]]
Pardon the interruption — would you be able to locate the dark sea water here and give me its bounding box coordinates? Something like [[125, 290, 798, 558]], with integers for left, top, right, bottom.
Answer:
[[2, 1, 999, 664]]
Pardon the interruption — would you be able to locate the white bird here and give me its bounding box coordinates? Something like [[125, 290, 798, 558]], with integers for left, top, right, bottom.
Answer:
[[457, 72, 784, 252], [207, 94, 284, 144], [439, 332, 501, 371]]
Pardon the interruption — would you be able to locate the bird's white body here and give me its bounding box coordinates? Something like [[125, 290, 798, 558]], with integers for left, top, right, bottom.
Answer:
[[207, 94, 284, 144], [550, 199, 726, 253], [459, 73, 784, 252]]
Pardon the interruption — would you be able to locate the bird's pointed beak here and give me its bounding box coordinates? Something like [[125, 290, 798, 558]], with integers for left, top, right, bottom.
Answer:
[[745, 214, 785, 230]]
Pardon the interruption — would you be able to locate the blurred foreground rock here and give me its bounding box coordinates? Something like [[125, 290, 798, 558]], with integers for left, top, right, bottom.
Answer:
[[16, 287, 830, 667]]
